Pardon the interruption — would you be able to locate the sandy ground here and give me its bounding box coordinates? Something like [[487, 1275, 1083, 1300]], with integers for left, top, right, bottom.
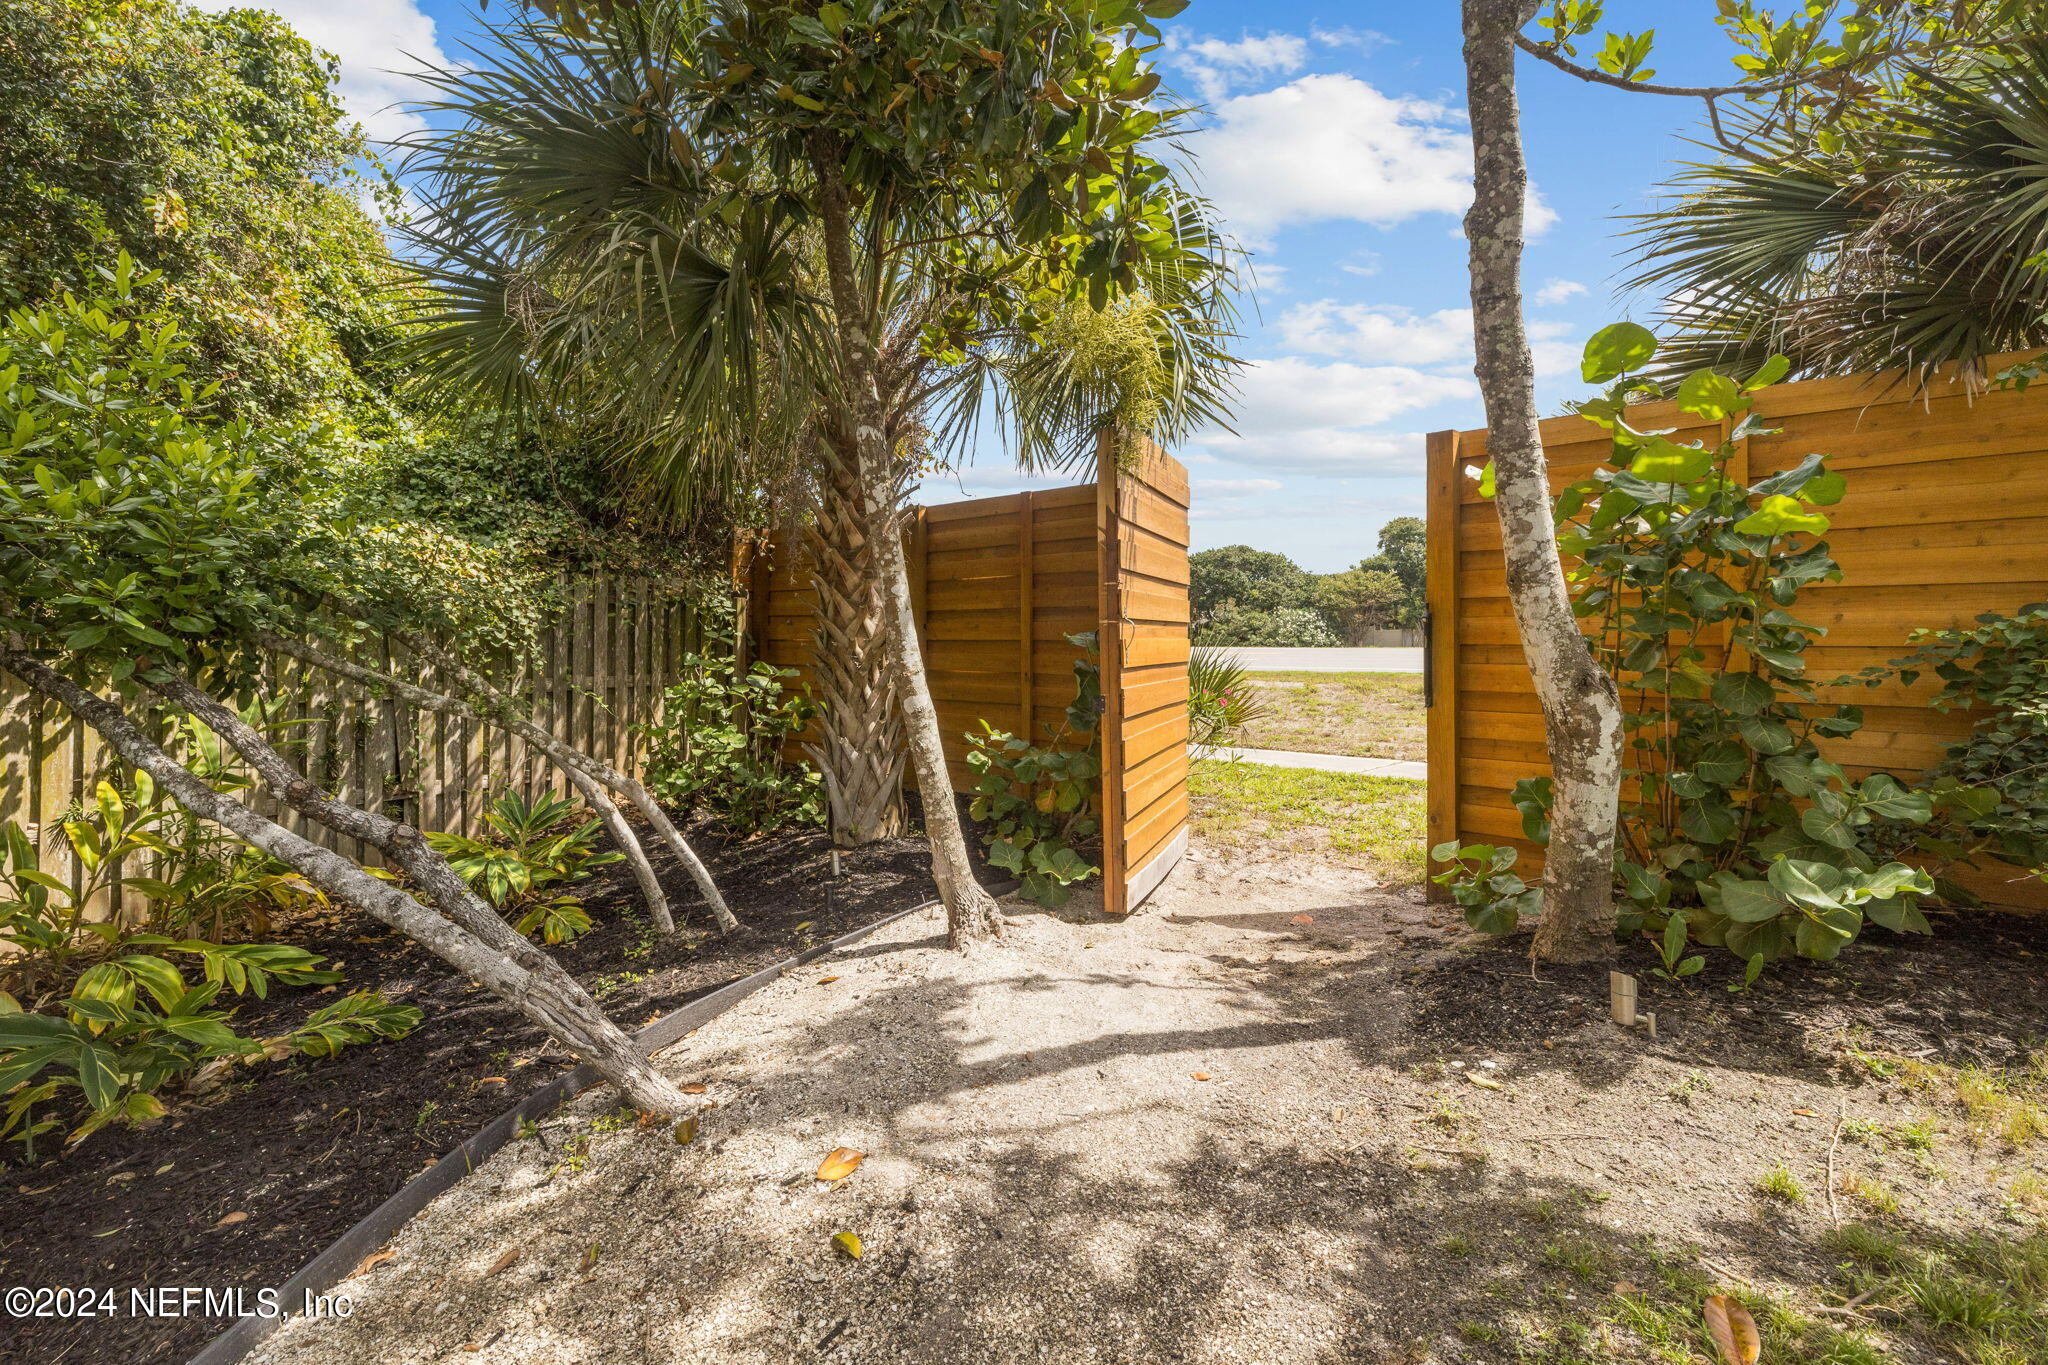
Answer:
[[246, 852, 2035, 1365]]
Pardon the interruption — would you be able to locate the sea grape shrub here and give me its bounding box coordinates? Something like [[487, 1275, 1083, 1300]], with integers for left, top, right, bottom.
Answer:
[[1440, 325, 1968, 972], [641, 655, 822, 837], [0, 774, 418, 1158], [426, 791, 623, 944], [1850, 602, 2048, 894], [965, 632, 1102, 906]]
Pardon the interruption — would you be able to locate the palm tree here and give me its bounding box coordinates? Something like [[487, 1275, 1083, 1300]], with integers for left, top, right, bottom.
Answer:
[[395, 2, 1235, 941], [1624, 41, 2048, 386]]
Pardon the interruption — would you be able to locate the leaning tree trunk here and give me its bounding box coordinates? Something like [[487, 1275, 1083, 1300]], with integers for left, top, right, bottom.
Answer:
[[810, 133, 1002, 947], [1462, 0, 1625, 963], [802, 437, 907, 845], [259, 632, 705, 937], [3, 653, 695, 1119], [395, 632, 740, 935]]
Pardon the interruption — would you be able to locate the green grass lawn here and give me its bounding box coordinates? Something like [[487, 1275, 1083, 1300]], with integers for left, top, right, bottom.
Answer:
[[1189, 757, 1426, 881], [1233, 671, 1424, 761]]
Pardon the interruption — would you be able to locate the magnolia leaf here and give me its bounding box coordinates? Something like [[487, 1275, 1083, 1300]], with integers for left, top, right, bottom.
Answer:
[[1704, 1293, 1761, 1365], [816, 1147, 865, 1181], [832, 1231, 864, 1260], [1582, 321, 1658, 382]]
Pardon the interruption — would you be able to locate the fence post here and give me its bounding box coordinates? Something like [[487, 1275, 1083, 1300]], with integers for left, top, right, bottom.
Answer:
[[1017, 491, 1036, 738], [1424, 428, 1462, 903]]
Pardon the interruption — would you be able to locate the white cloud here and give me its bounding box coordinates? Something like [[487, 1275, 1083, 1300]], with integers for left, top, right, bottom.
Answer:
[[1191, 357, 1470, 476], [189, 0, 448, 145], [1197, 74, 1558, 250], [1311, 25, 1390, 52], [1168, 31, 1310, 103], [1276, 301, 1475, 366], [1534, 278, 1588, 306]]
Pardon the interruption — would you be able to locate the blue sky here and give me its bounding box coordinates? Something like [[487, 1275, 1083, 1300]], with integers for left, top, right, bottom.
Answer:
[[203, 0, 1750, 572]]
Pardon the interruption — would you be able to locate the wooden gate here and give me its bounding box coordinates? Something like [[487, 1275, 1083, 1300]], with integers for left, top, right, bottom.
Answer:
[[1425, 355, 2048, 910], [1096, 437, 1192, 915], [744, 437, 1192, 913]]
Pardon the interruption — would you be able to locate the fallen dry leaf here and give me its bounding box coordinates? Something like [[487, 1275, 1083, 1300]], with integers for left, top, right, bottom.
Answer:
[[1466, 1074, 1503, 1090], [1704, 1293, 1761, 1365], [484, 1247, 521, 1278], [580, 1242, 600, 1271], [1612, 1281, 1641, 1295], [673, 1116, 700, 1146], [816, 1147, 865, 1182], [354, 1247, 395, 1276], [818, 976, 840, 984], [680, 1083, 708, 1095], [1289, 914, 1315, 925], [476, 1076, 506, 1086], [832, 1231, 864, 1260], [215, 1211, 248, 1228], [1192, 1072, 1212, 1081]]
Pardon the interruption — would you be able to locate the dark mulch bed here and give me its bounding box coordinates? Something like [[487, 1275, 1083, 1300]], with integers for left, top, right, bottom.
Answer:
[[0, 800, 991, 1365], [1399, 899, 2048, 1078]]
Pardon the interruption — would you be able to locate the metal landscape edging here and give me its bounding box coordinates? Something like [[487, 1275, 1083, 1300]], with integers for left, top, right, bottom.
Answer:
[[189, 887, 993, 1365]]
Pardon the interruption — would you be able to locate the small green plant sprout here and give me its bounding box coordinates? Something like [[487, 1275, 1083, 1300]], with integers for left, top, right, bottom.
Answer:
[[1648, 910, 1705, 981], [1756, 1163, 1808, 1203], [1428, 842, 1539, 935]]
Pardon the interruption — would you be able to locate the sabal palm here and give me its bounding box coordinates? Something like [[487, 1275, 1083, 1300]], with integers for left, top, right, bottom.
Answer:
[[1625, 41, 2048, 385], [396, 6, 1234, 891]]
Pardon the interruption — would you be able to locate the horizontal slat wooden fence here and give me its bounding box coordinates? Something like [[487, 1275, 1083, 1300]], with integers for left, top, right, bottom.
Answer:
[[1098, 437, 1194, 916], [745, 438, 1193, 913], [1426, 354, 2048, 910], [0, 580, 701, 920], [748, 483, 1103, 790]]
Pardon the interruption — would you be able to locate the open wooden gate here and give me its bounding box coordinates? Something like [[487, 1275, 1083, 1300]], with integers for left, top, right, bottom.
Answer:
[[1096, 436, 1192, 915], [742, 438, 1192, 914]]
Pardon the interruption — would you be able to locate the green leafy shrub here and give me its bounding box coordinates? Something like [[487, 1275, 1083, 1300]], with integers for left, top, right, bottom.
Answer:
[[1189, 647, 1270, 749], [0, 774, 417, 1156], [1198, 602, 1341, 648], [1852, 602, 2048, 892], [1440, 326, 1973, 972], [426, 791, 622, 944], [965, 633, 1102, 905], [641, 654, 822, 836]]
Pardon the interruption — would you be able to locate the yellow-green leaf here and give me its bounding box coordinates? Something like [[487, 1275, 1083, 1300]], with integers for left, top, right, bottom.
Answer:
[[832, 1231, 864, 1260]]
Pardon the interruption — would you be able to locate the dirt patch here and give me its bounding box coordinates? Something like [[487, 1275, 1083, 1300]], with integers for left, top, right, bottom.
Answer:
[[239, 849, 2048, 1365], [1236, 671, 1424, 760], [0, 800, 992, 1365]]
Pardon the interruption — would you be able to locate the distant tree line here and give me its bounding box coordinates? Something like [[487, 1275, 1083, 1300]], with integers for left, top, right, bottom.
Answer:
[[1190, 518, 1425, 647]]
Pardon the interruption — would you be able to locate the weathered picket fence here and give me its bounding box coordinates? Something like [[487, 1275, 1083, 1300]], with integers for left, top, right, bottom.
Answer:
[[0, 579, 703, 918]]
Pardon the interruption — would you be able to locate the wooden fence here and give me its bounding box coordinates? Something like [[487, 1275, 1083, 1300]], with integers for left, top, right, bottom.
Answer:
[[744, 437, 1193, 913], [1426, 355, 2048, 910], [0, 580, 703, 915]]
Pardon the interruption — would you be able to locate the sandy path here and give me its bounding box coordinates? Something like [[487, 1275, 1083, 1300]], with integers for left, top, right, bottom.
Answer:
[[247, 853, 2026, 1364]]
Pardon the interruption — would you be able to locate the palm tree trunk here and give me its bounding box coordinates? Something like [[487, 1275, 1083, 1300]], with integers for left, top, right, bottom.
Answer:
[[802, 437, 907, 844], [810, 132, 1002, 947], [1462, 0, 1625, 963]]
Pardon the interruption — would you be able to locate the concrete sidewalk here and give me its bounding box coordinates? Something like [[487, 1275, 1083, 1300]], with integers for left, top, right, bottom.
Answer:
[[1218, 646, 1423, 673], [1200, 745, 1427, 782]]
